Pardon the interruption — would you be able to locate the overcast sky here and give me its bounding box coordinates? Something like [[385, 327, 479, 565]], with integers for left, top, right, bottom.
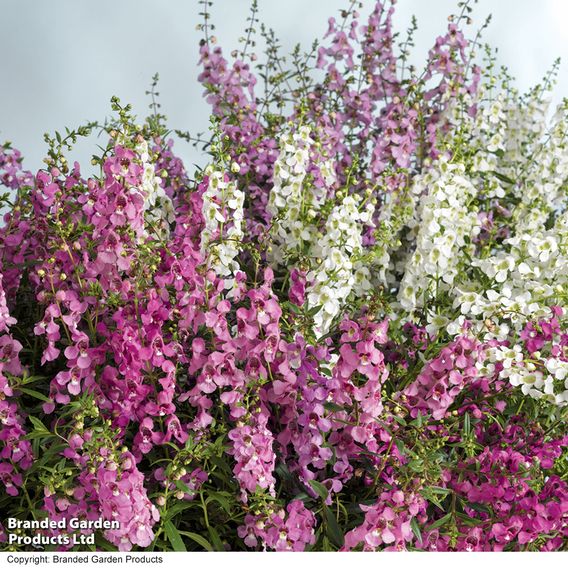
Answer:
[[1, 0, 567, 173]]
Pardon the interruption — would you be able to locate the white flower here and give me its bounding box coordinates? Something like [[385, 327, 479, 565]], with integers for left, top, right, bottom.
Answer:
[[398, 158, 480, 312], [200, 166, 244, 290]]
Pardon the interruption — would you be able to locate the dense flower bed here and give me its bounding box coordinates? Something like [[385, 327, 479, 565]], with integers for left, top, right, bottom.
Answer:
[[0, 0, 567, 552]]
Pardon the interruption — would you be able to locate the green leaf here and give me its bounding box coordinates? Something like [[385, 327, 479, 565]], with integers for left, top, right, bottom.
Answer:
[[209, 455, 233, 477], [464, 501, 490, 514], [163, 520, 186, 552], [454, 512, 481, 527], [175, 480, 192, 495], [392, 415, 407, 426], [207, 526, 224, 551], [491, 170, 515, 184], [420, 487, 450, 510], [294, 492, 311, 502], [307, 304, 323, 316], [26, 430, 54, 440], [205, 491, 233, 515], [410, 518, 423, 545], [164, 502, 195, 522], [428, 513, 452, 530], [31, 443, 67, 467], [95, 536, 117, 552], [463, 412, 471, 436], [410, 412, 424, 428], [275, 462, 293, 483], [324, 402, 345, 413], [18, 388, 51, 402], [22, 374, 49, 385], [321, 536, 334, 551], [28, 416, 49, 433], [394, 439, 406, 455], [309, 480, 329, 501], [429, 486, 451, 495], [283, 301, 301, 314], [408, 459, 423, 472], [178, 531, 213, 551], [323, 507, 344, 548]]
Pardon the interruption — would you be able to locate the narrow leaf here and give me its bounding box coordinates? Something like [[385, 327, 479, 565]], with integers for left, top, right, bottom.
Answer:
[[164, 520, 186, 552], [178, 531, 213, 551], [309, 480, 329, 501], [323, 507, 344, 548]]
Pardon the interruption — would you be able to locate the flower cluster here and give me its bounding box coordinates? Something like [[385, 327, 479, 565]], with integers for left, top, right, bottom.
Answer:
[[477, 308, 568, 404], [200, 166, 245, 287], [238, 500, 316, 551], [398, 158, 480, 313], [0, 0, 566, 554], [267, 126, 326, 265], [344, 488, 426, 551], [43, 437, 159, 552], [0, 274, 33, 496], [306, 195, 374, 337], [403, 335, 482, 420]]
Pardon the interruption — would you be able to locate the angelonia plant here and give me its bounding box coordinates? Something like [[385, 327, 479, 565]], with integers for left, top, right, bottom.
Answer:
[[1, 0, 567, 552]]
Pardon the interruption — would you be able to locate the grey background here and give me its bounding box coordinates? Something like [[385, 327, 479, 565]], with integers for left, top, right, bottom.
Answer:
[[1, 0, 566, 173]]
